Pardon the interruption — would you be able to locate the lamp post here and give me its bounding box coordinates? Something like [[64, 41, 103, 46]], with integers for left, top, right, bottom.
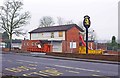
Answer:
[[83, 15, 91, 54]]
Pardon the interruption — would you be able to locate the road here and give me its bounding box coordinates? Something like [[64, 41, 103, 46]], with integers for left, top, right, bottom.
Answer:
[[1, 53, 119, 78]]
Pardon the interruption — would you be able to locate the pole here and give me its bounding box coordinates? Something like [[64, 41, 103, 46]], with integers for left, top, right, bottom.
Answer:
[[86, 27, 88, 54], [83, 15, 91, 54]]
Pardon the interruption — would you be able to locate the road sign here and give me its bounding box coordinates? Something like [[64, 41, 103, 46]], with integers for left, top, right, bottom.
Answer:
[[83, 15, 91, 28], [83, 15, 91, 54]]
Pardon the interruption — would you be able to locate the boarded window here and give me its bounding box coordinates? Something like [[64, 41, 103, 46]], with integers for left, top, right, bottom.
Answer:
[[59, 31, 63, 37]]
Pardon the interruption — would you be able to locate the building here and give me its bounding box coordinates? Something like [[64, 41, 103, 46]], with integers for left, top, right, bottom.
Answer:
[[0, 33, 2, 42], [28, 24, 84, 53], [0, 33, 3, 48], [97, 43, 107, 50], [84, 40, 96, 50], [11, 39, 22, 50]]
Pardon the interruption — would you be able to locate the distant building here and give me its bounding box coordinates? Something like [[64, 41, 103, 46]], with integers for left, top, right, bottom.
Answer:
[[0, 33, 3, 48], [11, 39, 22, 49], [0, 33, 2, 42], [97, 43, 107, 50], [85, 40, 96, 50], [28, 24, 84, 53], [0, 33, 6, 48]]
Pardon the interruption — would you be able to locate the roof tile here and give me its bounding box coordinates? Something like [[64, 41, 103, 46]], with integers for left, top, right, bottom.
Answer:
[[29, 24, 84, 33]]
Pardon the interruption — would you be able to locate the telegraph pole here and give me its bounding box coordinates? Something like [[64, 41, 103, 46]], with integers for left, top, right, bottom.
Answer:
[[83, 15, 91, 54]]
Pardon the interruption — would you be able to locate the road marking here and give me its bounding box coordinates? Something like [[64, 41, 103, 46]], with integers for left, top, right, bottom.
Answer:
[[45, 67, 56, 69], [66, 70, 80, 74], [22, 69, 62, 77], [92, 74, 101, 76], [5, 68, 19, 72], [54, 65, 74, 69], [92, 74, 112, 78], [5, 66, 36, 73], [54, 65, 100, 72], [17, 60, 38, 64], [39, 69, 63, 76], [29, 64, 37, 66], [23, 72, 48, 77]]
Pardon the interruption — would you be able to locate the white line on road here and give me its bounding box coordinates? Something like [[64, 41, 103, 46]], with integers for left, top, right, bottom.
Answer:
[[92, 74, 112, 78], [92, 74, 101, 76], [66, 70, 80, 74], [45, 67, 56, 69], [17, 60, 38, 64], [16, 60, 100, 73], [54, 65, 100, 72]]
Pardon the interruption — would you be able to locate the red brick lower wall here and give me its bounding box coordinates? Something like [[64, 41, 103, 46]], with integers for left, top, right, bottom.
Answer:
[[46, 52, 119, 62], [62, 41, 79, 53], [106, 50, 119, 55], [2, 48, 10, 52], [65, 26, 80, 53]]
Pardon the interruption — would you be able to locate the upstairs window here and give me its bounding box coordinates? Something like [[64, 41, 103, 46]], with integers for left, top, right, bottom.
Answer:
[[51, 32, 54, 38], [59, 31, 63, 37]]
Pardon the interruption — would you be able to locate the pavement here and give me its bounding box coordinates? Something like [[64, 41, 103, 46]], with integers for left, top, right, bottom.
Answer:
[[2, 52, 120, 65]]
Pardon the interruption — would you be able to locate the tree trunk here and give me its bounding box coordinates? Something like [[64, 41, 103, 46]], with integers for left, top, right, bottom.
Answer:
[[9, 34, 12, 51]]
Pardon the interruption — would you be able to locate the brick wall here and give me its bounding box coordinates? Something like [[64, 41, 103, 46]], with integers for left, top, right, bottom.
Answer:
[[62, 26, 80, 53]]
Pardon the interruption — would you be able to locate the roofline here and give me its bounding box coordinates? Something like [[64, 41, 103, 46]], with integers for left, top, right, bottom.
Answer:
[[29, 24, 84, 33], [29, 30, 66, 33]]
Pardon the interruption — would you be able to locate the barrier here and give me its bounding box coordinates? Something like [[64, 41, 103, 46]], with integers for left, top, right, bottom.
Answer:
[[79, 46, 103, 54]]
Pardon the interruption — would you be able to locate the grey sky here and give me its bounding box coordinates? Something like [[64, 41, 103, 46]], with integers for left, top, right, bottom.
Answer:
[[0, 0, 119, 40]]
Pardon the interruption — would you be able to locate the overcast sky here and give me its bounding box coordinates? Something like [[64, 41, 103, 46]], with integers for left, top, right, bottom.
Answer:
[[0, 0, 119, 40]]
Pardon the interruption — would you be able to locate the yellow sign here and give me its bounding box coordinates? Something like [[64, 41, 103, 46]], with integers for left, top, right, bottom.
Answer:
[[83, 15, 91, 28], [85, 18, 90, 26]]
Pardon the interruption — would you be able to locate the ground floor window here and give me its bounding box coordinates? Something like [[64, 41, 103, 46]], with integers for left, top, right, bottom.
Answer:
[[70, 42, 76, 48]]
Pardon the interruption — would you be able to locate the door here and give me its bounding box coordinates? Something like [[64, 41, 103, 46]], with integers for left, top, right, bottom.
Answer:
[[52, 42, 62, 52]]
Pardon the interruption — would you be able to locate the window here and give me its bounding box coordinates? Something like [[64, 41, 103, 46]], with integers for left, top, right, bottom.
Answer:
[[42, 33, 43, 35], [59, 31, 63, 37], [51, 32, 54, 38], [70, 42, 76, 48]]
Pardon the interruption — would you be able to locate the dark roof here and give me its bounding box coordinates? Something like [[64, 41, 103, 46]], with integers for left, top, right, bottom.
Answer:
[[12, 39, 22, 43], [29, 24, 84, 33], [84, 40, 95, 42]]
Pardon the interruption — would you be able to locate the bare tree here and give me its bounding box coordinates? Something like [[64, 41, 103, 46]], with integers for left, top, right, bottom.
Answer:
[[57, 17, 75, 25], [65, 20, 74, 25], [57, 17, 65, 25], [39, 16, 55, 27], [0, 0, 31, 50]]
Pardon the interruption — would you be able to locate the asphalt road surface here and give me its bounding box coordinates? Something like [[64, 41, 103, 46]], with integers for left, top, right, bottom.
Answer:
[[1, 53, 119, 78]]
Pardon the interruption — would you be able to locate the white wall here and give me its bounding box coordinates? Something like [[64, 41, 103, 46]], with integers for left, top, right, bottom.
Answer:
[[12, 43, 22, 49], [31, 31, 65, 40]]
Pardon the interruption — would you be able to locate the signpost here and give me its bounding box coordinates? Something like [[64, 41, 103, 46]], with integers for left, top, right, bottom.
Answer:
[[83, 15, 91, 54]]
